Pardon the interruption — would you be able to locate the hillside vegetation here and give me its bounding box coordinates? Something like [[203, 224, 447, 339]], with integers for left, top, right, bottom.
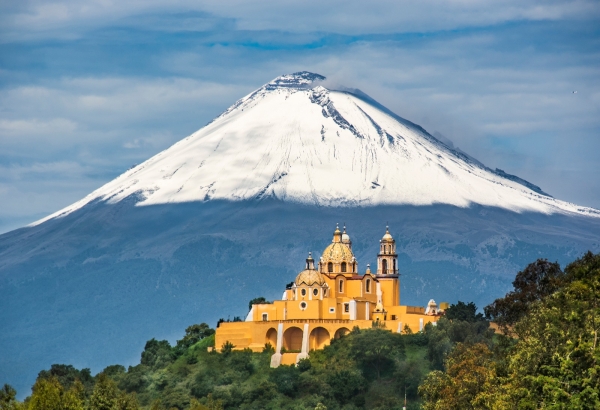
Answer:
[[2, 252, 598, 410]]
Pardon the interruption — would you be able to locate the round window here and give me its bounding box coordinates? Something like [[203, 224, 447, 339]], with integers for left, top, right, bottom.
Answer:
[[301, 289, 306, 296], [313, 289, 318, 296], [300, 301, 307, 310]]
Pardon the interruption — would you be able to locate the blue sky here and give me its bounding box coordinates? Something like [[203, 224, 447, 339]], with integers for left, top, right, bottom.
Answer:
[[1, 0, 599, 233]]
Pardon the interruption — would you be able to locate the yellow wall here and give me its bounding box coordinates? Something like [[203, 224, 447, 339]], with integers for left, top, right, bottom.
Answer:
[[379, 278, 399, 307], [215, 314, 440, 354]]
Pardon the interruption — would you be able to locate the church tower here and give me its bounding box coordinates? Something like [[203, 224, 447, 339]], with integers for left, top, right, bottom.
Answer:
[[377, 226, 398, 275], [376, 226, 400, 309]]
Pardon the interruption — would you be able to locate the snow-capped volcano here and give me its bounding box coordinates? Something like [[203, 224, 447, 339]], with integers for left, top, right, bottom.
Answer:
[[36, 71, 598, 225]]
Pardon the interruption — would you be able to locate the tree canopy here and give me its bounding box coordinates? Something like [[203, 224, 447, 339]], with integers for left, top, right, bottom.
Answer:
[[420, 251, 600, 409]]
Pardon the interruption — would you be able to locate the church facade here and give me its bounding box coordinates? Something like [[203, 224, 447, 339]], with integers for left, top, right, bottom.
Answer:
[[215, 225, 445, 367]]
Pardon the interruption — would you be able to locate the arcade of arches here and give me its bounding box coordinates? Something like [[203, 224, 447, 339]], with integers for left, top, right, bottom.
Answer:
[[215, 224, 446, 367]]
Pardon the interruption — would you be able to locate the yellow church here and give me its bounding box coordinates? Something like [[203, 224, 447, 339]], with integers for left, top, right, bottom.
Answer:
[[215, 224, 445, 367]]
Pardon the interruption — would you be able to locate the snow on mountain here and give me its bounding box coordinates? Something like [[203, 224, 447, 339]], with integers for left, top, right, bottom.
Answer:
[[34, 71, 600, 226]]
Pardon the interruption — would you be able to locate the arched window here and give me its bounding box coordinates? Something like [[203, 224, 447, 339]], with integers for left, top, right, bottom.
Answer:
[[301, 289, 306, 296], [313, 288, 318, 296], [366, 279, 371, 293], [328, 262, 333, 273], [339, 280, 344, 293], [393, 259, 396, 273], [382, 259, 388, 273], [341, 262, 347, 273]]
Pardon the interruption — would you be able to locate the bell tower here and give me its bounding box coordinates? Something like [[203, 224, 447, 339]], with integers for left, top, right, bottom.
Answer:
[[377, 226, 398, 275], [376, 226, 400, 307]]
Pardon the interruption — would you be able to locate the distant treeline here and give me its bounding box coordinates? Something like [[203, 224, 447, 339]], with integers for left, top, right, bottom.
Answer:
[[2, 252, 598, 410]]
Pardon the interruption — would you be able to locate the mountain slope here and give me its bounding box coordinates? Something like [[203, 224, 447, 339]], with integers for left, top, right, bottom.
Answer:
[[2, 72, 599, 398], [34, 72, 598, 227]]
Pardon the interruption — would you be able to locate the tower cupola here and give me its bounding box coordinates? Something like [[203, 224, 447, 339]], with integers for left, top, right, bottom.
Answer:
[[332, 223, 342, 243], [306, 252, 315, 270], [377, 226, 398, 275], [341, 224, 352, 250]]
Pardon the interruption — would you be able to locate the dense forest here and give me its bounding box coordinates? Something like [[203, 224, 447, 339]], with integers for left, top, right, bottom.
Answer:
[[2, 252, 598, 410]]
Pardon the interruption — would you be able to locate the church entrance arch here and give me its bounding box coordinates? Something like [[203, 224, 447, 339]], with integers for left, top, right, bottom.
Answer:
[[265, 328, 277, 348], [334, 327, 350, 339], [309, 327, 330, 350], [283, 327, 303, 351]]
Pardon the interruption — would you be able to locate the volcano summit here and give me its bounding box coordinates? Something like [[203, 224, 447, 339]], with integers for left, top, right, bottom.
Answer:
[[36, 71, 597, 221], [2, 72, 599, 394]]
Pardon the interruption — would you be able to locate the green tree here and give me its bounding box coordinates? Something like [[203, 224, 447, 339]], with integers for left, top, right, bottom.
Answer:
[[175, 324, 215, 351], [220, 341, 235, 355], [140, 339, 173, 369], [188, 399, 208, 410], [28, 377, 83, 410], [28, 377, 62, 410], [227, 348, 254, 375], [484, 258, 565, 333], [114, 391, 139, 410], [445, 301, 485, 322], [89, 373, 119, 410], [37, 365, 94, 395], [423, 319, 452, 370], [247, 297, 271, 311], [498, 252, 600, 408], [420, 252, 600, 409], [269, 365, 299, 396], [419, 343, 498, 410], [60, 380, 84, 410], [350, 328, 405, 379], [327, 369, 365, 404], [0, 385, 21, 410], [117, 366, 146, 393]]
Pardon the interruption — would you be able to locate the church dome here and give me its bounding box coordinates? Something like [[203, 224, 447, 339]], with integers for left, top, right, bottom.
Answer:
[[295, 269, 325, 286], [321, 242, 354, 263]]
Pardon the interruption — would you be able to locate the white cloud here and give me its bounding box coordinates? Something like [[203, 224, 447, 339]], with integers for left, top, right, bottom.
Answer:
[[0, 118, 77, 138], [2, 0, 599, 41]]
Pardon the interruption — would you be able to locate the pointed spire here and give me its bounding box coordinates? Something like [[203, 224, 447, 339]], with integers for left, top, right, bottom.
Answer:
[[306, 252, 315, 270], [333, 222, 342, 243]]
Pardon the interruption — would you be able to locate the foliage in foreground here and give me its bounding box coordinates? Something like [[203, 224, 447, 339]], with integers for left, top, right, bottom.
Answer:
[[420, 251, 600, 409]]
